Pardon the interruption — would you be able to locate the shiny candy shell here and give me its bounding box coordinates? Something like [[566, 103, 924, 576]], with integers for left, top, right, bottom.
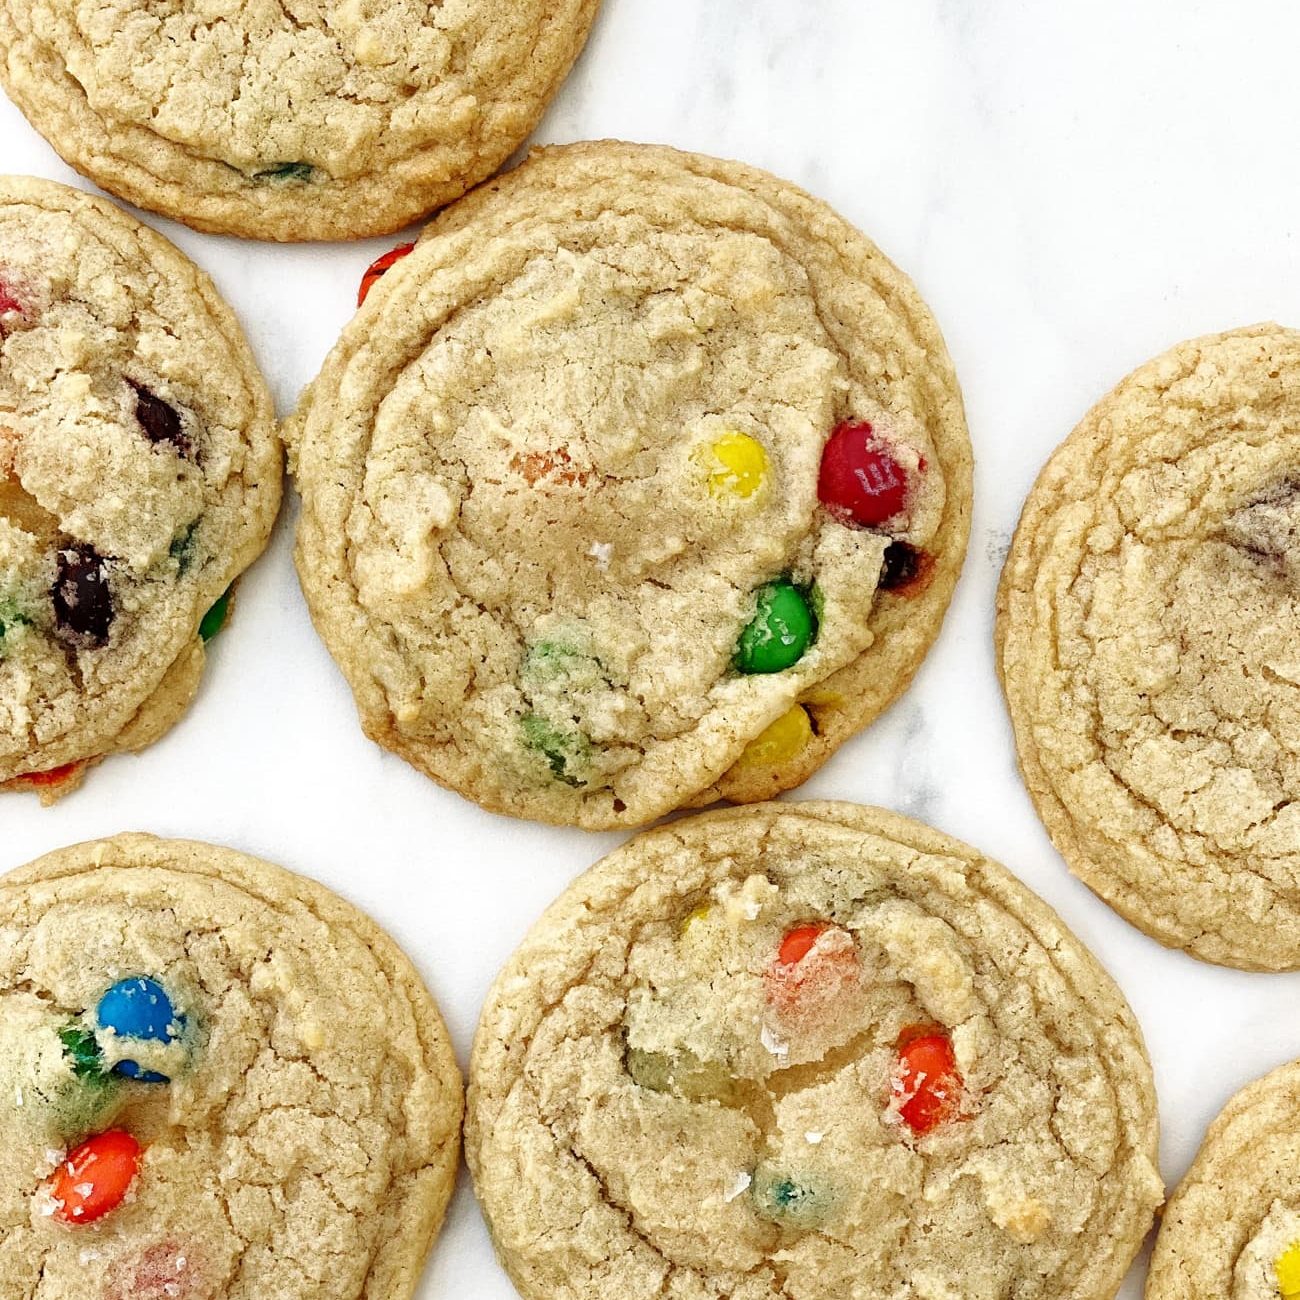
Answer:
[[817, 420, 914, 528], [47, 1130, 142, 1224], [705, 431, 768, 499], [734, 581, 816, 675], [96, 977, 178, 1083], [894, 1028, 963, 1135], [1279, 1243, 1300, 1300]]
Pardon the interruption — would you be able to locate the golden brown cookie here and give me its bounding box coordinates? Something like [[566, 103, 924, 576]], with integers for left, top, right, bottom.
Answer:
[[293, 141, 972, 829], [998, 324, 1300, 970], [1146, 1059, 1300, 1300], [0, 0, 601, 241], [0, 177, 281, 802], [468, 801, 1162, 1300], [0, 832, 463, 1299]]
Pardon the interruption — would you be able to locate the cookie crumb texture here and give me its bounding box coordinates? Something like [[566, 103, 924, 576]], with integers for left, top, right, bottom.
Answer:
[[997, 324, 1300, 970], [467, 802, 1161, 1300], [0, 833, 463, 1299], [1147, 1060, 1300, 1300], [0, 177, 280, 798], [293, 142, 971, 828], [0, 0, 601, 241]]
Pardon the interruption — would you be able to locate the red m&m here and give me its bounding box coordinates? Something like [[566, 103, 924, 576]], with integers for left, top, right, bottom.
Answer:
[[15, 760, 85, 789], [48, 1130, 142, 1224], [817, 420, 915, 528]]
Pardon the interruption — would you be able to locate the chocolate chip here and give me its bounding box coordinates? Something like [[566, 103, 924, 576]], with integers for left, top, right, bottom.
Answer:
[[129, 382, 190, 456], [879, 541, 931, 592], [53, 544, 113, 645]]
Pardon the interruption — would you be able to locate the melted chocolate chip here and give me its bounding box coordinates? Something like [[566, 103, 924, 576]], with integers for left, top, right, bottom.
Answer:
[[130, 382, 190, 456], [53, 544, 113, 645], [879, 541, 932, 592]]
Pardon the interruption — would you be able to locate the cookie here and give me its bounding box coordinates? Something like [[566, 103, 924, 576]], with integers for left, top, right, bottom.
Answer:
[[467, 801, 1162, 1300], [0, 177, 281, 802], [997, 324, 1300, 970], [0, 0, 601, 241], [292, 141, 972, 829], [0, 832, 463, 1299], [1145, 1059, 1300, 1299]]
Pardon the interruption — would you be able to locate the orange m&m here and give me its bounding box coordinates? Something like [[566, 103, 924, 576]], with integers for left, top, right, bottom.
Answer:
[[894, 1028, 962, 1135], [357, 242, 415, 307], [48, 1130, 142, 1224]]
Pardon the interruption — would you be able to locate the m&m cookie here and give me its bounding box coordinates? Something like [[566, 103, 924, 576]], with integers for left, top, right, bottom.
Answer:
[[0, 0, 600, 240], [467, 802, 1162, 1299], [1148, 1060, 1300, 1299], [0, 834, 462, 1299], [292, 141, 972, 828], [0, 178, 281, 803], [998, 325, 1300, 969]]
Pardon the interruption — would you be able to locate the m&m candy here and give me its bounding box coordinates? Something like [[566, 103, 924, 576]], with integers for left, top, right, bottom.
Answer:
[[14, 760, 85, 790], [893, 1027, 963, 1135], [96, 977, 179, 1083], [734, 581, 816, 675], [358, 242, 415, 307], [705, 431, 768, 499], [817, 420, 915, 528], [1278, 1242, 1300, 1300], [59, 1024, 109, 1082], [751, 1167, 830, 1228], [734, 705, 814, 772], [47, 1130, 142, 1224], [199, 588, 231, 642]]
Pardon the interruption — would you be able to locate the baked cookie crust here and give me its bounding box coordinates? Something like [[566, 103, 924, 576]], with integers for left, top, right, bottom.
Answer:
[[998, 324, 1300, 970], [0, 832, 463, 1300], [1146, 1059, 1300, 1300], [468, 801, 1162, 1300], [0, 0, 601, 241], [0, 177, 281, 800], [292, 141, 971, 828]]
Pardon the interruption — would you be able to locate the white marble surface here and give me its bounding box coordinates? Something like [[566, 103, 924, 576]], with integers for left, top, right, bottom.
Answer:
[[4, 2, 1300, 1295]]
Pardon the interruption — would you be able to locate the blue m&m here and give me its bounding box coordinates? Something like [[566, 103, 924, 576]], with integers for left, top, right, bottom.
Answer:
[[95, 977, 180, 1083]]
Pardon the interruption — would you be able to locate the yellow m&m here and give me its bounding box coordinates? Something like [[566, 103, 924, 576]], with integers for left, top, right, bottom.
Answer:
[[705, 431, 768, 499], [734, 705, 813, 771], [1277, 1242, 1300, 1299], [680, 903, 712, 937]]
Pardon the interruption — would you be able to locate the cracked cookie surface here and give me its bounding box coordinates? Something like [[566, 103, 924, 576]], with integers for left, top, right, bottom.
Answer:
[[0, 832, 463, 1300], [292, 141, 971, 829], [466, 801, 1161, 1300], [0, 176, 281, 801], [1147, 1059, 1300, 1300], [997, 324, 1300, 970], [0, 0, 601, 241]]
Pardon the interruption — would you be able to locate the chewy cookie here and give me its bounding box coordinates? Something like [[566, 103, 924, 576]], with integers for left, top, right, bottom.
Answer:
[[467, 801, 1162, 1300], [0, 833, 463, 1299], [997, 324, 1300, 970], [293, 141, 972, 829], [0, 177, 281, 802], [1146, 1060, 1300, 1300], [0, 0, 601, 241]]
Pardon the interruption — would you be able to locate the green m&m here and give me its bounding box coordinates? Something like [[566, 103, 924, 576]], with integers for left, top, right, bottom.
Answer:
[[199, 588, 232, 642], [521, 713, 590, 787], [734, 580, 816, 674]]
